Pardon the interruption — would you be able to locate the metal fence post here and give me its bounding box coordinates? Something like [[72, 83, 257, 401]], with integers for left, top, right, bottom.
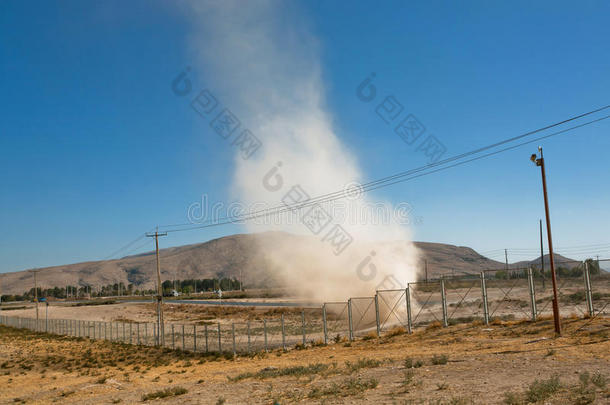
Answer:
[[171, 324, 175, 349], [322, 304, 328, 345], [193, 325, 197, 352], [584, 261, 594, 317], [374, 293, 381, 337], [231, 323, 236, 356], [440, 279, 448, 327], [182, 324, 185, 350], [301, 311, 306, 346], [263, 320, 268, 352], [217, 322, 222, 353], [406, 285, 413, 334], [281, 314, 286, 350], [347, 298, 354, 341], [480, 272, 489, 325], [247, 322, 251, 353], [527, 267, 537, 321], [204, 324, 209, 352], [137, 323, 140, 345]]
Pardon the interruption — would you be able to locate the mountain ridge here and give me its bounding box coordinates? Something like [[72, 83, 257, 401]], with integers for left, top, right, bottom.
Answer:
[[0, 232, 580, 294]]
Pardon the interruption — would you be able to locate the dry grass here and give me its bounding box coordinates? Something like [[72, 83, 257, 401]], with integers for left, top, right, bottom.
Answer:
[[0, 316, 608, 404]]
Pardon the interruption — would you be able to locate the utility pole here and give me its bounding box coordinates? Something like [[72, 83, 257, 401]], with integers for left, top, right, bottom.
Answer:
[[531, 147, 561, 335], [424, 259, 428, 283], [146, 228, 167, 346], [539, 219, 545, 289], [30, 270, 40, 324], [504, 249, 509, 272]]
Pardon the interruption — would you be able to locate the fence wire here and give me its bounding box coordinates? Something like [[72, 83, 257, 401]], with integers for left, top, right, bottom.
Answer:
[[1, 261, 608, 354], [444, 278, 485, 324], [323, 302, 349, 343], [377, 289, 408, 333], [409, 281, 443, 328], [484, 269, 532, 321], [349, 297, 377, 338]]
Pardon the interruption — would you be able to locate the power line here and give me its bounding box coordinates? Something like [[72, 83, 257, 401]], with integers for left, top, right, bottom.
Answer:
[[159, 110, 610, 234]]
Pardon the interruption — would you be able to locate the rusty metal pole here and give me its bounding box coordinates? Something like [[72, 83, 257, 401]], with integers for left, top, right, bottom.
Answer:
[[533, 147, 561, 335]]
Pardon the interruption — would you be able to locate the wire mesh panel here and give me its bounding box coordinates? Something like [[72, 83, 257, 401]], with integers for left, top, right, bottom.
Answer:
[[376, 289, 408, 333], [281, 314, 304, 349], [534, 271, 588, 319], [484, 269, 532, 322], [409, 281, 443, 329], [244, 321, 264, 353], [305, 309, 323, 345], [443, 278, 485, 325], [349, 297, 377, 337], [589, 260, 610, 316], [323, 302, 349, 343], [263, 319, 286, 351]]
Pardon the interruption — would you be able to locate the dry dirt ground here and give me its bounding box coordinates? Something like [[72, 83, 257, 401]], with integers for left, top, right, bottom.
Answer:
[[0, 316, 608, 405]]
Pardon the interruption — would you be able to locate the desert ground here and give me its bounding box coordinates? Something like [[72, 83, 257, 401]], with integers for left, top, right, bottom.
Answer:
[[0, 307, 608, 404]]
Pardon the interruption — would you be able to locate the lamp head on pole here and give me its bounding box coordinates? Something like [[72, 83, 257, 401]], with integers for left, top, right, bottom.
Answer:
[[530, 150, 543, 167]]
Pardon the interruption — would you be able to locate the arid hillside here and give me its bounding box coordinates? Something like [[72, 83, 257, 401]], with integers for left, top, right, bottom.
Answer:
[[0, 232, 533, 294]]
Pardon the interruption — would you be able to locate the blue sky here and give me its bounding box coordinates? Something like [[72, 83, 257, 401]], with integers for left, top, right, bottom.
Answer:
[[1, 1, 609, 273]]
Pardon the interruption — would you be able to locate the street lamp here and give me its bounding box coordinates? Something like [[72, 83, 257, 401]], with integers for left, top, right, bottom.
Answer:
[[531, 146, 561, 335]]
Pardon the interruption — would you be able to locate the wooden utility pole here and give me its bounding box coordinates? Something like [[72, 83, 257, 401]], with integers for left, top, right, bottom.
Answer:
[[539, 219, 545, 288], [146, 229, 167, 346], [424, 259, 428, 283], [31, 270, 40, 324], [531, 147, 561, 335], [504, 249, 509, 272]]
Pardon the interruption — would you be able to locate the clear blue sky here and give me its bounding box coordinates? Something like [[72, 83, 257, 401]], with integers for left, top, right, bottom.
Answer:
[[1, 0, 609, 273]]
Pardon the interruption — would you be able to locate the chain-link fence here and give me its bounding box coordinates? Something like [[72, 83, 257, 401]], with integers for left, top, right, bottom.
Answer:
[[409, 281, 444, 328], [322, 302, 349, 343], [484, 268, 534, 322], [348, 297, 377, 339], [376, 288, 409, 333], [1, 260, 608, 354], [444, 277, 485, 325]]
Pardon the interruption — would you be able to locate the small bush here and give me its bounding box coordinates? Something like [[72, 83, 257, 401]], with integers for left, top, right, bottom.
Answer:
[[361, 331, 377, 341], [228, 363, 330, 382], [404, 357, 423, 369], [385, 326, 406, 337], [307, 377, 378, 399], [525, 375, 561, 403], [141, 386, 188, 401], [426, 321, 443, 330], [345, 358, 381, 373], [431, 354, 448, 365], [502, 392, 523, 405], [591, 372, 606, 389]]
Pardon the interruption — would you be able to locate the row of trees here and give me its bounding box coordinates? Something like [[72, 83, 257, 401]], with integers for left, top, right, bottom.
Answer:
[[492, 259, 602, 280], [0, 277, 242, 303]]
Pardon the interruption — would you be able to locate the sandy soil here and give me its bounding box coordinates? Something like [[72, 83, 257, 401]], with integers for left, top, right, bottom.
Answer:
[[0, 314, 608, 404]]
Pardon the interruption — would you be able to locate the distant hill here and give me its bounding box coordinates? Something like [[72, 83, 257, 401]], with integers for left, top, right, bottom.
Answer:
[[0, 232, 579, 294], [511, 253, 582, 270]]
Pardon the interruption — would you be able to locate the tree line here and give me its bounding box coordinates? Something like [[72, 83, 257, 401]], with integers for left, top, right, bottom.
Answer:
[[0, 277, 242, 303]]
